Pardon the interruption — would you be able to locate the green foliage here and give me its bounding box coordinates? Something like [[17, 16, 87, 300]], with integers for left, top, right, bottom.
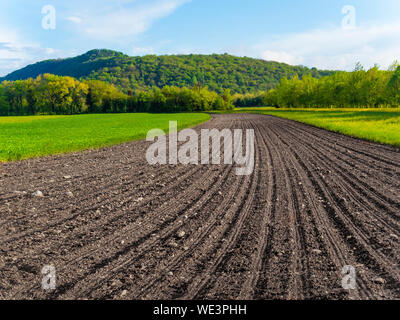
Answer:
[[232, 92, 267, 107], [387, 66, 400, 106], [257, 65, 400, 109], [0, 113, 211, 162], [126, 86, 233, 113], [0, 75, 234, 116], [228, 107, 400, 147], [1, 49, 333, 94]]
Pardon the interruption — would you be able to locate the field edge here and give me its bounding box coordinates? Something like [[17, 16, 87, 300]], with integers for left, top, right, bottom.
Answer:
[[0, 113, 212, 163]]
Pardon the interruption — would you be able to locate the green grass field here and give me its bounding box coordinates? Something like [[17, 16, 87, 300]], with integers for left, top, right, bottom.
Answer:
[[2, 108, 399, 162], [227, 107, 400, 147], [0, 113, 210, 162]]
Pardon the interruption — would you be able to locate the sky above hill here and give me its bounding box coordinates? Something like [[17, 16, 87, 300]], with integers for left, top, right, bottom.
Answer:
[[0, 0, 400, 76]]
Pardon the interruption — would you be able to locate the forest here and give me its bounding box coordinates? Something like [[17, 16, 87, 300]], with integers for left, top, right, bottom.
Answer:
[[236, 63, 400, 108], [1, 49, 333, 94], [0, 74, 234, 116], [2, 60, 400, 116]]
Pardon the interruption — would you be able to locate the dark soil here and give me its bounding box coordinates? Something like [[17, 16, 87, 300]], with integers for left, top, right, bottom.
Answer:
[[0, 114, 399, 300]]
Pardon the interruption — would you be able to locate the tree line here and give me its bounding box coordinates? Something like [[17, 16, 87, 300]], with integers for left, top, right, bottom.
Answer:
[[3, 63, 399, 115], [233, 63, 400, 108], [0, 74, 234, 116]]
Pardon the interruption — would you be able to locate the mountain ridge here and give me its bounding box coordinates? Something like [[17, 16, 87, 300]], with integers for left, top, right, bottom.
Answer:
[[1, 49, 335, 93]]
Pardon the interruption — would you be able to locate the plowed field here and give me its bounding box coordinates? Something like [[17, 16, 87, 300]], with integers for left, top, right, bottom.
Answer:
[[1, 114, 399, 300]]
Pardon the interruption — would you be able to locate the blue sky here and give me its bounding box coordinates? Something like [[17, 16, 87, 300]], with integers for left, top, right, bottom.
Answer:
[[0, 0, 400, 76]]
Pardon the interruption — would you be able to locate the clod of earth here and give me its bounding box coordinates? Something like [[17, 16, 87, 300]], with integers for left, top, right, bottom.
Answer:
[[32, 190, 44, 197], [177, 231, 186, 238]]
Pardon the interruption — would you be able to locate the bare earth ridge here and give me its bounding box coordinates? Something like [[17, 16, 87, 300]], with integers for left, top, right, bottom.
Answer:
[[0, 113, 399, 300]]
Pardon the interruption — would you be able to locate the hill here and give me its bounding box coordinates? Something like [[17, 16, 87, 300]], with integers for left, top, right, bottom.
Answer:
[[1, 49, 334, 93]]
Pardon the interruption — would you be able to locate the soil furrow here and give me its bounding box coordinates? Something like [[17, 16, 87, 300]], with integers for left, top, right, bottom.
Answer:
[[270, 125, 398, 298], [1, 113, 398, 300]]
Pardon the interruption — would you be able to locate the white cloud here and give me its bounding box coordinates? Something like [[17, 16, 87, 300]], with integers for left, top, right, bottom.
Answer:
[[71, 0, 189, 40], [260, 50, 300, 66], [0, 0, 188, 76], [44, 47, 56, 55], [66, 16, 83, 24], [0, 27, 61, 77], [132, 46, 155, 55], [253, 22, 400, 70]]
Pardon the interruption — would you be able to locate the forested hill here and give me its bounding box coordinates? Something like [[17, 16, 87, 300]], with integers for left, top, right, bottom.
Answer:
[[1, 49, 334, 93]]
